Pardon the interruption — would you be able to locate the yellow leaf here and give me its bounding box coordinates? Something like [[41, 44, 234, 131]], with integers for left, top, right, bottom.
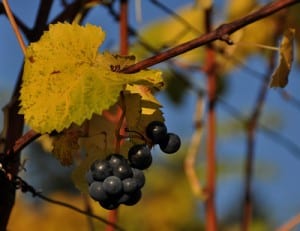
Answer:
[[124, 86, 164, 131], [126, 84, 161, 115], [270, 28, 295, 88], [19, 22, 163, 133]]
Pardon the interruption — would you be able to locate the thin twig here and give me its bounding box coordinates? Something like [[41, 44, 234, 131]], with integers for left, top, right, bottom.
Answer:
[[242, 17, 282, 230], [2, 0, 26, 54], [276, 213, 300, 231], [38, 194, 124, 230], [13, 176, 125, 231]]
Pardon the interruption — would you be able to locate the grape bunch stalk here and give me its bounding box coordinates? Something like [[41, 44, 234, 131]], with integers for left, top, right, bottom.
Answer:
[[86, 121, 181, 210]]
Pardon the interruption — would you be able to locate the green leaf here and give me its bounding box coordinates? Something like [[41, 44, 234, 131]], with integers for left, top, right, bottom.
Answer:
[[270, 28, 295, 88], [19, 22, 163, 133]]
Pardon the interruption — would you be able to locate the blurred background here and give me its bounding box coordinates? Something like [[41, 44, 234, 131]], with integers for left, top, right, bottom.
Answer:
[[1, 0, 300, 230]]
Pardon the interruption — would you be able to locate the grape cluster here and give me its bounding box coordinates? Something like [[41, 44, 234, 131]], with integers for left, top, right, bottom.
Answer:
[[86, 121, 181, 210], [86, 154, 145, 210]]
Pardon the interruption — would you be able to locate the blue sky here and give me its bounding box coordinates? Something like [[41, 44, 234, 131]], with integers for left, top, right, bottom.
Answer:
[[1, 1, 300, 229]]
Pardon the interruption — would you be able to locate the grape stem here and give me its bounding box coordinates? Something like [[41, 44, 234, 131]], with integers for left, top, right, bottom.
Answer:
[[124, 128, 146, 142]]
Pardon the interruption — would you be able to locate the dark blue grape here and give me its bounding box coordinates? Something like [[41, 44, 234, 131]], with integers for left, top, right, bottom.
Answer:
[[103, 176, 123, 195], [89, 181, 108, 202], [132, 168, 145, 188], [91, 159, 112, 181], [112, 161, 133, 179], [99, 200, 119, 210], [146, 121, 167, 144], [128, 144, 152, 170], [117, 194, 131, 205], [159, 133, 181, 154], [122, 178, 138, 194], [123, 190, 142, 206], [106, 153, 127, 168]]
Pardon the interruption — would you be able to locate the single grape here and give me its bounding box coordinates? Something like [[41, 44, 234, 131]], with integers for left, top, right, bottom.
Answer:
[[117, 193, 131, 205], [112, 161, 133, 179], [99, 200, 120, 210], [122, 178, 138, 194], [146, 121, 167, 144], [85, 170, 94, 185], [106, 153, 126, 168], [159, 133, 181, 154], [132, 168, 145, 188], [91, 159, 112, 181], [128, 144, 152, 170], [123, 190, 142, 206], [89, 181, 108, 202], [103, 176, 123, 195]]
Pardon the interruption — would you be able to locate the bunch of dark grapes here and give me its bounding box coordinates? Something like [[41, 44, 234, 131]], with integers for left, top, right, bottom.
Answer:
[[86, 154, 145, 210], [86, 121, 181, 210]]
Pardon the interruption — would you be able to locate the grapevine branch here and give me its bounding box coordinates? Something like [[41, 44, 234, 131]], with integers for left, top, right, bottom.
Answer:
[[121, 0, 299, 73], [243, 48, 276, 231], [114, 0, 300, 117], [203, 4, 218, 230]]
